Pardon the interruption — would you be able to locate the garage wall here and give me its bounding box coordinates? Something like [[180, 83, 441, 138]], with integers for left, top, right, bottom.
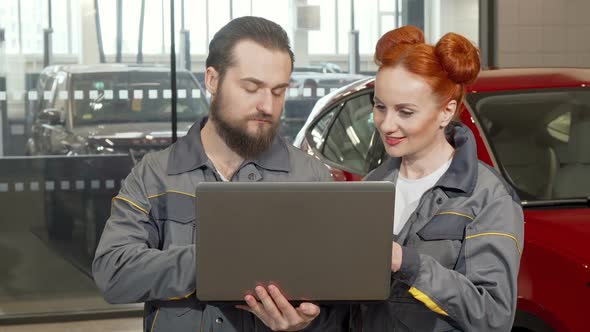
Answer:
[[497, 0, 590, 67]]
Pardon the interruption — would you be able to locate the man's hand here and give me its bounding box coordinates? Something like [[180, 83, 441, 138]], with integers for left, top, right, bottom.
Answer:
[[391, 241, 403, 272], [236, 284, 320, 331]]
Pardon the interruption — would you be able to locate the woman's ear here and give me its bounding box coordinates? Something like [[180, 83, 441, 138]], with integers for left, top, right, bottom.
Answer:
[[205, 67, 220, 95], [440, 100, 457, 127]]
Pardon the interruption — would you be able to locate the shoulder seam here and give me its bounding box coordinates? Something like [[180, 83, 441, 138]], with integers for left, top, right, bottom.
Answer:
[[478, 162, 521, 204]]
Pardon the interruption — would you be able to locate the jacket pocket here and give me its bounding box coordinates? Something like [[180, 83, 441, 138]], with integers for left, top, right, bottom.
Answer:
[[415, 212, 473, 269], [150, 306, 204, 332], [394, 302, 459, 331], [150, 192, 196, 248], [361, 301, 459, 332]]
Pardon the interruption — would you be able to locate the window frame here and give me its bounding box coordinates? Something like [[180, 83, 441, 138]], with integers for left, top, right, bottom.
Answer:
[[467, 87, 590, 202]]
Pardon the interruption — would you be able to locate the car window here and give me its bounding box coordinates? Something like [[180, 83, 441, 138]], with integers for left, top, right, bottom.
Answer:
[[467, 89, 590, 200], [547, 112, 570, 143], [307, 106, 337, 150], [280, 97, 322, 144], [321, 93, 377, 174], [53, 72, 68, 112], [37, 74, 56, 112], [70, 71, 207, 125]]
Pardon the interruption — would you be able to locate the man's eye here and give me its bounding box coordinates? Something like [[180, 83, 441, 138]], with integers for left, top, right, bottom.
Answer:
[[272, 88, 286, 96]]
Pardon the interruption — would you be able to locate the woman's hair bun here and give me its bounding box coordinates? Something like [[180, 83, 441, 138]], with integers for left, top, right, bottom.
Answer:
[[375, 26, 425, 66], [434, 33, 480, 85]]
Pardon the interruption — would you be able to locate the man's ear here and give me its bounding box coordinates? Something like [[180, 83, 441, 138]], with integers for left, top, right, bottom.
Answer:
[[441, 100, 457, 127], [205, 67, 220, 95]]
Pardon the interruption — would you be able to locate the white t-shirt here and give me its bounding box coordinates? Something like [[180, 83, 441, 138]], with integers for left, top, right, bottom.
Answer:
[[218, 171, 230, 182], [393, 159, 453, 235]]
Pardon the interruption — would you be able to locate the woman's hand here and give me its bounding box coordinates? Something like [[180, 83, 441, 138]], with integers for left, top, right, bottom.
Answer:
[[392, 241, 403, 272]]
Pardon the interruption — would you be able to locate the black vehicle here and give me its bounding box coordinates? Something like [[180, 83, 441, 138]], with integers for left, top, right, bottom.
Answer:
[[24, 65, 208, 270], [26, 64, 209, 163], [282, 72, 368, 143]]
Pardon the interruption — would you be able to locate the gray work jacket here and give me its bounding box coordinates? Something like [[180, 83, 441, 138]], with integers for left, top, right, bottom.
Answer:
[[358, 123, 524, 331], [92, 119, 348, 332]]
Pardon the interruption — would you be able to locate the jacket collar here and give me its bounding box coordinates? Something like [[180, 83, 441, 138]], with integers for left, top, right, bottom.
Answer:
[[167, 117, 291, 175], [370, 122, 478, 196], [435, 122, 478, 197]]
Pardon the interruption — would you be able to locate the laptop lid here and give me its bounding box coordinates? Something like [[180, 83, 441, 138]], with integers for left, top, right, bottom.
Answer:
[[194, 181, 394, 302]]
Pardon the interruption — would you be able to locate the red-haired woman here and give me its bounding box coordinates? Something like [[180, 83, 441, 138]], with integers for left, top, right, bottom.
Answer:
[[359, 26, 524, 331]]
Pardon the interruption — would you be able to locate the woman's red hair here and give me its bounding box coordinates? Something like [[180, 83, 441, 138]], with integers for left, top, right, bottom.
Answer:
[[374, 26, 480, 112]]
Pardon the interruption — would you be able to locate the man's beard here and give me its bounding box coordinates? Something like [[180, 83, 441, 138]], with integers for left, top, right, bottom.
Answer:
[[209, 88, 279, 160]]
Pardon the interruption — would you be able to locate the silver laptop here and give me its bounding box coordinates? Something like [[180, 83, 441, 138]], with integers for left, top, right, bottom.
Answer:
[[194, 181, 394, 302]]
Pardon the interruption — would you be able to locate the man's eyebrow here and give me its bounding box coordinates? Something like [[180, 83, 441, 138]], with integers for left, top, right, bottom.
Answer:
[[240, 77, 289, 89]]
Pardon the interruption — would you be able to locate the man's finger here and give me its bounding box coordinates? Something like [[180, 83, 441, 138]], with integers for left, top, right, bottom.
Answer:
[[296, 302, 320, 318], [235, 304, 253, 313], [256, 286, 285, 323], [242, 294, 271, 323], [268, 284, 301, 322]]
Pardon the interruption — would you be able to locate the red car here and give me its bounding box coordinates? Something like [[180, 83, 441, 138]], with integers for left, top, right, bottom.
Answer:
[[294, 68, 590, 332]]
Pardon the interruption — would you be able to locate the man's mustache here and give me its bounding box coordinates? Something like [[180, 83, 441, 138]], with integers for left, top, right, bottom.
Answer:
[[246, 113, 274, 122]]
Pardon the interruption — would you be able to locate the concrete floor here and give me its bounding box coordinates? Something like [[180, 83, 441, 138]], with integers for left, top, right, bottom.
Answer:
[[0, 226, 141, 324], [0, 317, 143, 332], [0, 229, 122, 316]]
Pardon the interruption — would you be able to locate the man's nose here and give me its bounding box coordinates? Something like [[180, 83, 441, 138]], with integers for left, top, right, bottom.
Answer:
[[256, 89, 274, 114]]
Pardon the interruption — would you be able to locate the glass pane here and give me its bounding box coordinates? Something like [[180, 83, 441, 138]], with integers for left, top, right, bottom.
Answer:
[[97, 0, 117, 55], [121, 0, 142, 54], [252, 0, 290, 40], [307, 0, 336, 54], [233, 0, 252, 17], [0, 0, 482, 322], [0, 0, 194, 319], [186, 0, 207, 55], [322, 93, 376, 174], [282, 74, 368, 144], [468, 89, 590, 200], [208, 0, 230, 43], [354, 0, 380, 54], [380, 14, 395, 35], [307, 106, 337, 150], [337, 0, 350, 54], [430, 0, 479, 46], [379, 0, 395, 12], [547, 112, 571, 143]]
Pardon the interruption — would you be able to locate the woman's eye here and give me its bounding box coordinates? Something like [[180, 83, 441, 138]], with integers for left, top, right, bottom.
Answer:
[[399, 110, 414, 117], [374, 104, 386, 111]]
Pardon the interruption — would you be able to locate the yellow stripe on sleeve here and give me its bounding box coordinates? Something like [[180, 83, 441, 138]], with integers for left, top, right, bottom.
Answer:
[[167, 290, 196, 300], [434, 211, 475, 220], [465, 232, 522, 255], [149, 308, 160, 332], [112, 196, 149, 214], [408, 287, 449, 316]]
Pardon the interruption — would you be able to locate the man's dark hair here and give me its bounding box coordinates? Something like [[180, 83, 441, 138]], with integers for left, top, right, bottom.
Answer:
[[206, 16, 295, 81]]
